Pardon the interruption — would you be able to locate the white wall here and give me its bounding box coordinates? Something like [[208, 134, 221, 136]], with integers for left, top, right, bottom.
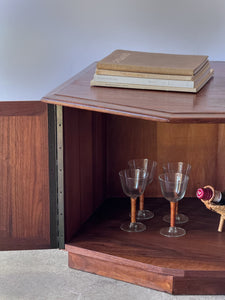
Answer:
[[1, 0, 225, 101]]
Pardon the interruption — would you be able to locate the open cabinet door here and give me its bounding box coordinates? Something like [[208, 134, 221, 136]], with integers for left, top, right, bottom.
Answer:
[[0, 101, 52, 250]]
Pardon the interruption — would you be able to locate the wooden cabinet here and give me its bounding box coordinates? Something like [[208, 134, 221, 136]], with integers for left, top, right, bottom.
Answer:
[[0, 102, 50, 250], [41, 61, 225, 294]]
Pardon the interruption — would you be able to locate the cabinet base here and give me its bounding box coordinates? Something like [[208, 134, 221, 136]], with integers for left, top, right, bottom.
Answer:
[[66, 198, 225, 295]]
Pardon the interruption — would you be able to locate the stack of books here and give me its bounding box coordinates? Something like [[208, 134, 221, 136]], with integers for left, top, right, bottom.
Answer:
[[90, 50, 214, 93]]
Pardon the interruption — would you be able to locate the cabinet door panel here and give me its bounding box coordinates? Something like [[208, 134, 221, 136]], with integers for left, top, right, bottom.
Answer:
[[0, 102, 50, 250]]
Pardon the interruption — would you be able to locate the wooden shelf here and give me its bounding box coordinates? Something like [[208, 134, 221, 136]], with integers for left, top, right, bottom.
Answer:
[[66, 197, 225, 295], [42, 61, 225, 123]]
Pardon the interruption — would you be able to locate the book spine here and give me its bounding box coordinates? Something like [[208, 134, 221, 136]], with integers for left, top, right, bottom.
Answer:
[[95, 69, 194, 81], [93, 74, 195, 88], [90, 80, 198, 93], [91, 69, 213, 93], [96, 63, 195, 76]]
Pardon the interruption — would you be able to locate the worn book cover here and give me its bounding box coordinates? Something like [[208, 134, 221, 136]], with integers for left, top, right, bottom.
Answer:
[[97, 50, 209, 76], [95, 62, 210, 81], [91, 69, 214, 93], [92, 67, 212, 89]]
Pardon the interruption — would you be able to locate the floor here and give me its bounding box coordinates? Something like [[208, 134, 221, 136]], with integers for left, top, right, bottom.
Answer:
[[0, 249, 225, 300]]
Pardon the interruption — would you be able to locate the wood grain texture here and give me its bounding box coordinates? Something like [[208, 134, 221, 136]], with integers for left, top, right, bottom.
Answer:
[[63, 107, 106, 242], [92, 112, 106, 209], [106, 115, 157, 198], [63, 107, 81, 242], [106, 116, 223, 198], [68, 252, 174, 293], [216, 124, 225, 191], [156, 122, 219, 197], [173, 276, 225, 295], [66, 197, 225, 295], [0, 101, 46, 116], [78, 110, 94, 224], [0, 101, 50, 250], [42, 62, 225, 123]]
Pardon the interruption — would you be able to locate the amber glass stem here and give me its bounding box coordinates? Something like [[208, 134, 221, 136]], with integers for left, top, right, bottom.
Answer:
[[131, 197, 137, 223], [170, 202, 176, 228], [175, 202, 179, 216], [139, 193, 144, 211]]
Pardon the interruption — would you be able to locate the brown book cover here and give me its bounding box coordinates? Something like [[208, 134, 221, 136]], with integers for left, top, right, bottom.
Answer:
[[97, 50, 209, 76], [95, 62, 210, 81]]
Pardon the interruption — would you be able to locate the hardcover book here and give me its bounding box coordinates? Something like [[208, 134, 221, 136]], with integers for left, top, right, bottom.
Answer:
[[92, 67, 212, 89], [91, 69, 214, 93], [97, 49, 209, 76], [95, 62, 210, 81]]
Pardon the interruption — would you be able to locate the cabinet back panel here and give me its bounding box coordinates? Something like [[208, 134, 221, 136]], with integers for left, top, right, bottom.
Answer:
[[106, 116, 222, 197]]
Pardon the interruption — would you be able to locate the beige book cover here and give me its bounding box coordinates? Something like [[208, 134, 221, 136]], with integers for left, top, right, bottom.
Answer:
[[91, 69, 214, 93], [92, 67, 212, 89], [97, 50, 209, 76]]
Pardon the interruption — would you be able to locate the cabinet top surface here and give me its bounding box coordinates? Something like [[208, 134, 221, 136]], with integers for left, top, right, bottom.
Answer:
[[42, 61, 225, 123]]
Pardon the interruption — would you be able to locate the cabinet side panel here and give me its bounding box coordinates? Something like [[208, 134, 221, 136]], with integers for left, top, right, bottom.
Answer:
[[92, 113, 106, 209], [64, 107, 81, 242], [63, 108, 106, 242], [79, 110, 94, 224], [216, 124, 225, 191], [0, 102, 50, 250]]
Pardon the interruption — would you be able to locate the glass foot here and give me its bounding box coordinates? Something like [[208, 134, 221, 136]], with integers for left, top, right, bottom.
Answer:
[[120, 221, 146, 232], [136, 209, 154, 220], [129, 210, 154, 221], [160, 226, 186, 237], [163, 213, 189, 224]]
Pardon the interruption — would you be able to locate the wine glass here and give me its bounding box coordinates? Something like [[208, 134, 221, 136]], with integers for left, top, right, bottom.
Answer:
[[162, 162, 191, 224], [119, 168, 149, 232], [158, 172, 189, 237], [128, 159, 157, 220]]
